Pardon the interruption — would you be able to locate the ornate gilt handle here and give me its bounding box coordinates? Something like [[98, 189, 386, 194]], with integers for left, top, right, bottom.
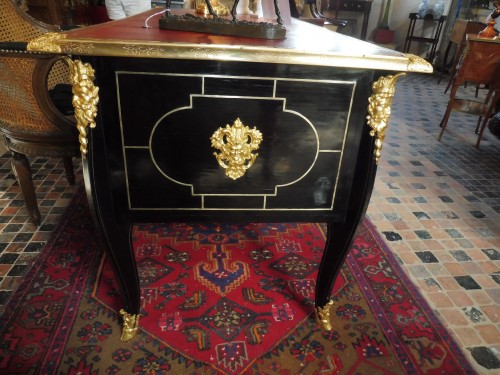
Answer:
[[211, 118, 263, 180], [65, 58, 99, 158], [366, 73, 405, 164]]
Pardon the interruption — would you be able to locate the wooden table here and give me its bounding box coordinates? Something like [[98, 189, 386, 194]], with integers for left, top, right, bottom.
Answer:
[[438, 34, 500, 147], [28, 9, 431, 340], [323, 0, 373, 40]]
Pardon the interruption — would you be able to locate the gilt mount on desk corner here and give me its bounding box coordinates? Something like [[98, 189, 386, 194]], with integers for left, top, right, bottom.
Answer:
[[158, 0, 286, 40]]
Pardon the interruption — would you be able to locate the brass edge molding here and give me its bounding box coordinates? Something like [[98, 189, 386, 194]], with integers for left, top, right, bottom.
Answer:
[[29, 36, 431, 73], [27, 32, 66, 53], [316, 300, 334, 331], [211, 118, 263, 180], [65, 58, 99, 158], [119, 309, 141, 341], [366, 73, 406, 164], [404, 53, 433, 73]]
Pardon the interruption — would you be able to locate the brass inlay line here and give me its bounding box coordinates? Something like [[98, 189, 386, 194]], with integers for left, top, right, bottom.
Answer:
[[128, 207, 345, 211], [332, 80, 357, 215], [366, 73, 405, 164], [147, 95, 324, 194], [149, 105, 195, 189], [117, 71, 355, 85], [66, 58, 99, 158], [116, 72, 356, 211]]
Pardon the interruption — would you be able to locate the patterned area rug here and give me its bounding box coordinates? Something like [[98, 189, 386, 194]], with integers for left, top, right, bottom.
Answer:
[[0, 189, 474, 374]]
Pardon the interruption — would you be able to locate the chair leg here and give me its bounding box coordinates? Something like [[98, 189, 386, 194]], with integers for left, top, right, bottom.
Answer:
[[444, 47, 466, 94], [437, 41, 452, 85], [63, 157, 75, 185], [10, 151, 41, 226], [475, 116, 483, 134], [476, 94, 500, 149], [438, 102, 454, 141], [476, 116, 490, 149], [444, 75, 454, 94]]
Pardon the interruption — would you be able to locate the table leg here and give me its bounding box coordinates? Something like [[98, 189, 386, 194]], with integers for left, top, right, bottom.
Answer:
[[84, 127, 142, 341], [360, 4, 371, 40], [315, 125, 377, 330]]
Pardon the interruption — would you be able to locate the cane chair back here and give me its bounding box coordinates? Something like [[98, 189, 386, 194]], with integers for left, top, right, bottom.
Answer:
[[0, 0, 79, 225], [0, 0, 56, 41], [1, 0, 71, 134]]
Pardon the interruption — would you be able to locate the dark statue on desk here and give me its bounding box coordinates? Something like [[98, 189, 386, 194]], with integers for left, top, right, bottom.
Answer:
[[159, 0, 286, 39]]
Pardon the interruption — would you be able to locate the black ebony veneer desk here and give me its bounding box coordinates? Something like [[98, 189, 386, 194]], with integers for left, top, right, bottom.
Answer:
[[28, 9, 431, 340]]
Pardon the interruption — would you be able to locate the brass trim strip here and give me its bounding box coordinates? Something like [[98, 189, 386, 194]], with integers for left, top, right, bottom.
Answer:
[[116, 72, 355, 211], [28, 33, 433, 72], [146, 94, 324, 195]]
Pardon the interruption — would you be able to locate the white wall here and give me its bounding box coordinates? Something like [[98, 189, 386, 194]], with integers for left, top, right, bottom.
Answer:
[[391, 1, 452, 54], [333, 0, 454, 58], [373, 1, 452, 52]]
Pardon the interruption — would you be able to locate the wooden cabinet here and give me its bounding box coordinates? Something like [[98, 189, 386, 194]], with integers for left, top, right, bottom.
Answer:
[[26, 0, 67, 25], [403, 13, 447, 63], [322, 0, 373, 40]]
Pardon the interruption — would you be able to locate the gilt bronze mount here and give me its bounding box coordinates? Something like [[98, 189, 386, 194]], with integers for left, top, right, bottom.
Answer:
[[119, 309, 141, 341], [211, 118, 263, 180], [316, 300, 334, 331], [159, 0, 286, 39], [65, 58, 99, 159]]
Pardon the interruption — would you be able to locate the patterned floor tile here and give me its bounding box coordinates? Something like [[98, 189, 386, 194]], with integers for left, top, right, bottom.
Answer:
[[366, 73, 500, 373]]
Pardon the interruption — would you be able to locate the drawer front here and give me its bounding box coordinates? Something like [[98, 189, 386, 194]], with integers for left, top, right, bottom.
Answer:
[[97, 59, 372, 220], [340, 1, 369, 12]]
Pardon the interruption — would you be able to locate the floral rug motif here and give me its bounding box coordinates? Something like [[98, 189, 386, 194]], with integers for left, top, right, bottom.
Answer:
[[0, 189, 474, 374], [95, 222, 346, 374]]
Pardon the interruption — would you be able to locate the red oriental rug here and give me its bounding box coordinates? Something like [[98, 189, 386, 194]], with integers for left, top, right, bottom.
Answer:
[[0, 189, 474, 374]]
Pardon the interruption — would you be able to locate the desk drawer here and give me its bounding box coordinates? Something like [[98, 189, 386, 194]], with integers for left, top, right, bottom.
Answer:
[[99, 60, 372, 221]]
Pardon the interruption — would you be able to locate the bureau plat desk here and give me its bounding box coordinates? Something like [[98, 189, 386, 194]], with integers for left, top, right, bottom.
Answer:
[[28, 9, 431, 341]]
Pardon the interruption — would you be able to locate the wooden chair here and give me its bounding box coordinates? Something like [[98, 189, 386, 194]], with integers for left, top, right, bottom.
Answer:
[[437, 37, 500, 148], [437, 19, 488, 92], [0, 0, 79, 225]]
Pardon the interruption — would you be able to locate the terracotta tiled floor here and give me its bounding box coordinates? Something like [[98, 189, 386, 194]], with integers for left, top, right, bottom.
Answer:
[[0, 73, 499, 373], [366, 73, 500, 373]]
